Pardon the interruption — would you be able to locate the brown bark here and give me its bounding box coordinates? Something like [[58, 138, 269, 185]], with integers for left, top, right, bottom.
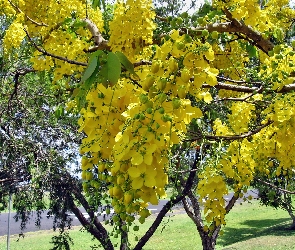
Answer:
[[133, 154, 199, 250], [68, 199, 114, 250], [64, 172, 113, 250], [120, 221, 129, 250]]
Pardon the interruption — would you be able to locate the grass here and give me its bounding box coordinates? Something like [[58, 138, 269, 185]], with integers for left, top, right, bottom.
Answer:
[[1, 200, 295, 250]]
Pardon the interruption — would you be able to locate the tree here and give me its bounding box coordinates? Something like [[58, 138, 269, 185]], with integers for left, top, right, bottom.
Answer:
[[2, 0, 295, 250], [253, 163, 295, 230]]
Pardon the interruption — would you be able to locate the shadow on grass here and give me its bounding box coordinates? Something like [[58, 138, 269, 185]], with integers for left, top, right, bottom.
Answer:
[[218, 217, 295, 248]]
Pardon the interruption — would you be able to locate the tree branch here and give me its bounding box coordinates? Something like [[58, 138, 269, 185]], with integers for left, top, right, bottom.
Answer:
[[8, 0, 48, 27], [68, 197, 114, 250], [203, 82, 260, 93], [217, 86, 263, 102], [133, 60, 152, 67], [83, 18, 110, 51], [222, 8, 274, 53], [225, 193, 239, 213], [255, 178, 295, 194], [24, 29, 88, 66], [216, 76, 261, 85], [134, 152, 199, 250], [189, 120, 273, 141], [63, 172, 113, 249]]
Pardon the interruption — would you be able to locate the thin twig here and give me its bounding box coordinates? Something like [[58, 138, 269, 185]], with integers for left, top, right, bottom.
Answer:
[[134, 60, 152, 67], [24, 29, 87, 66], [8, 0, 48, 27], [217, 86, 263, 102], [155, 15, 168, 22], [255, 178, 295, 194], [189, 120, 273, 141]]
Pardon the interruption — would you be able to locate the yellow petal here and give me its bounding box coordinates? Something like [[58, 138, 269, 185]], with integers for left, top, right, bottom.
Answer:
[[203, 92, 213, 103], [131, 152, 143, 165], [170, 132, 180, 144], [146, 144, 157, 155], [132, 177, 144, 189], [144, 154, 153, 165], [149, 189, 159, 205], [144, 175, 156, 188], [128, 167, 141, 178]]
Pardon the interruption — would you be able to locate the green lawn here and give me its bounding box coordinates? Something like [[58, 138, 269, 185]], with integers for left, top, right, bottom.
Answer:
[[1, 200, 295, 250]]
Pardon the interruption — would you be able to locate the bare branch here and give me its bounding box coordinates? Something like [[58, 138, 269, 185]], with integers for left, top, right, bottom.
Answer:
[[178, 9, 273, 54], [217, 86, 263, 102], [278, 83, 295, 93], [172, 168, 199, 173], [216, 76, 261, 85], [189, 120, 273, 141], [222, 8, 274, 53], [134, 60, 152, 67], [8, 0, 48, 27], [24, 29, 87, 66], [203, 82, 260, 93], [68, 197, 114, 250], [225, 192, 239, 213], [203, 80, 295, 94], [155, 15, 168, 22], [8, 68, 36, 111], [83, 18, 110, 51], [255, 178, 295, 194], [134, 152, 199, 250]]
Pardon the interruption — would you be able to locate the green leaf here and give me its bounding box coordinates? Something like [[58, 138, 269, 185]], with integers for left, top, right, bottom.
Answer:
[[73, 20, 87, 28], [246, 44, 257, 58], [54, 106, 64, 119], [99, 52, 121, 85], [115, 51, 139, 79], [81, 50, 104, 83], [92, 0, 100, 9], [81, 56, 97, 83]]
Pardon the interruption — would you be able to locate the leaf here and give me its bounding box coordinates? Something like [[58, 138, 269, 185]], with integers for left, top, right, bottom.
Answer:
[[92, 0, 100, 9], [54, 106, 64, 119], [81, 50, 103, 83], [76, 51, 104, 110], [115, 51, 139, 79], [81, 55, 98, 83], [246, 44, 257, 58], [107, 52, 121, 84]]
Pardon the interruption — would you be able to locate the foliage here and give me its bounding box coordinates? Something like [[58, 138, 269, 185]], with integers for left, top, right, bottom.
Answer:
[[252, 163, 295, 229], [2, 0, 295, 249], [0, 16, 83, 248]]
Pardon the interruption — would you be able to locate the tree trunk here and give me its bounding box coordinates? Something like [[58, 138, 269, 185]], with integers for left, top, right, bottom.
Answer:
[[120, 221, 129, 250], [289, 219, 295, 230], [282, 192, 295, 230], [199, 230, 219, 250], [181, 192, 220, 250]]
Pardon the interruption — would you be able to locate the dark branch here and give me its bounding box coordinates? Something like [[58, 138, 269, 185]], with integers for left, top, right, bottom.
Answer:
[[190, 120, 273, 141], [222, 8, 274, 53], [255, 178, 295, 194], [134, 152, 199, 250], [8, 0, 48, 27], [24, 29, 88, 66]]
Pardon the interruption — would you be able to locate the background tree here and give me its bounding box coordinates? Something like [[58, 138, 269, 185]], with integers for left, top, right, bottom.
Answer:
[[253, 163, 295, 230]]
